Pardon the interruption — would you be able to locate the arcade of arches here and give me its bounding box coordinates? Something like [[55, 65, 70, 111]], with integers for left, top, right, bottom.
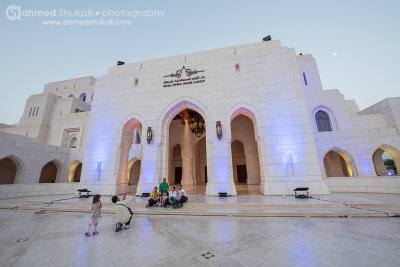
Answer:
[[323, 146, 400, 177], [0, 157, 85, 184]]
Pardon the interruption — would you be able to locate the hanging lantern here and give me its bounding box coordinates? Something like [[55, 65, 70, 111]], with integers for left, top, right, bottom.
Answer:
[[189, 115, 205, 137], [147, 127, 152, 144], [216, 121, 222, 140]]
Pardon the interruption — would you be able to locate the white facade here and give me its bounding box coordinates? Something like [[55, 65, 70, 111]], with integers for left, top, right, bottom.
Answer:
[[1, 39, 400, 198]]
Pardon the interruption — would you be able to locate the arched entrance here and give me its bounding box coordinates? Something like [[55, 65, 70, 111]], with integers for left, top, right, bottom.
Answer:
[[0, 156, 23, 184], [323, 149, 355, 177], [231, 140, 246, 183], [166, 108, 207, 194], [68, 161, 82, 182], [230, 114, 262, 195], [170, 144, 182, 184], [372, 145, 399, 176], [195, 137, 207, 184], [127, 159, 141, 194], [117, 118, 142, 194], [39, 161, 59, 183]]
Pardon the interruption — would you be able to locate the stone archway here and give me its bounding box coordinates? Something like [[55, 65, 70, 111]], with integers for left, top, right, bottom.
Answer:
[[0, 156, 24, 184], [231, 140, 246, 183], [127, 159, 141, 195], [39, 161, 60, 183], [0, 155, 24, 184], [169, 144, 182, 184], [158, 99, 211, 167], [195, 137, 207, 184], [323, 149, 355, 177], [157, 99, 211, 195], [166, 108, 207, 194], [230, 114, 262, 195], [372, 145, 400, 176], [68, 161, 82, 182], [117, 118, 143, 194]]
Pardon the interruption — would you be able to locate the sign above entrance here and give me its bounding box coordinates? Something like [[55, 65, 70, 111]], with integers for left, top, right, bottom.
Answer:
[[163, 66, 205, 88]]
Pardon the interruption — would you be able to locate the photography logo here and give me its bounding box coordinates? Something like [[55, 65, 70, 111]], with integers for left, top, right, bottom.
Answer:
[[5, 5, 21, 21]]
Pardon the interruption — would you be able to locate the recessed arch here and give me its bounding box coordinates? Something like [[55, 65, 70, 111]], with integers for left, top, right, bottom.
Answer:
[[170, 144, 182, 184], [127, 158, 141, 184], [116, 117, 143, 194], [158, 97, 212, 188], [159, 99, 210, 135], [230, 114, 262, 194], [68, 136, 78, 148], [231, 140, 246, 183], [39, 160, 63, 183], [126, 158, 141, 195], [68, 160, 82, 182], [195, 137, 207, 184], [226, 103, 262, 139], [323, 148, 356, 177], [226, 104, 265, 195], [0, 155, 24, 184], [372, 144, 400, 176]]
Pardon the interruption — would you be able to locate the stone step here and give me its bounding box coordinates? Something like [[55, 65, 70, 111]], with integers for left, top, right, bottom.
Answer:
[[1, 205, 398, 218], [24, 200, 391, 209]]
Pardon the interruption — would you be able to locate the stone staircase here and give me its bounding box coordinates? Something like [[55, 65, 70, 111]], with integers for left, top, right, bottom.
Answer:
[[1, 198, 398, 218]]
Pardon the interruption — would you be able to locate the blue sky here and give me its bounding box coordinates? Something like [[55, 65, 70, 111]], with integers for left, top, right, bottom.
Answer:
[[1, 0, 399, 124]]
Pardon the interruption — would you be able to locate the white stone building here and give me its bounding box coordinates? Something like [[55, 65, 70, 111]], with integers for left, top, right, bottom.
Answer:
[[1, 39, 399, 199]]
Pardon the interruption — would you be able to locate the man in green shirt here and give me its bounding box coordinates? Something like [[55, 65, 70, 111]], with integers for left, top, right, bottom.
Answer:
[[159, 178, 169, 194]]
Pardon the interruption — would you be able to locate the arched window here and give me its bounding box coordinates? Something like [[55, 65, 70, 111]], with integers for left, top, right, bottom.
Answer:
[[68, 137, 77, 148], [315, 110, 332, 132], [79, 93, 86, 102]]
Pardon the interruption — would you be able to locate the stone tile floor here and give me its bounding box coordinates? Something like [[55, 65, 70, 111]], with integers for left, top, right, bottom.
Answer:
[[1, 208, 400, 266]]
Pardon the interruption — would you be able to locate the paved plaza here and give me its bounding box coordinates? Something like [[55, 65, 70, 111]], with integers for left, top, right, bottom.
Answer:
[[1, 193, 400, 266]]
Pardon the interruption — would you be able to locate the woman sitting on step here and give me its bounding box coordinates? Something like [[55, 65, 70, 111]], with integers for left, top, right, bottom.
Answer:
[[146, 186, 158, 208]]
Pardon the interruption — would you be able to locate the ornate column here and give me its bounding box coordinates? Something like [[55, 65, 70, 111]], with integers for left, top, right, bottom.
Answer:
[[181, 121, 194, 185]]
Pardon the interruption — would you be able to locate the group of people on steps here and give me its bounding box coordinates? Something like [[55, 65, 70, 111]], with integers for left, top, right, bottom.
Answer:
[[84, 178, 188, 236], [146, 178, 188, 209]]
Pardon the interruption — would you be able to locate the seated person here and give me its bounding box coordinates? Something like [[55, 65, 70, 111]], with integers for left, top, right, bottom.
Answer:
[[177, 184, 188, 207], [169, 186, 178, 208], [146, 187, 158, 208], [111, 194, 134, 232], [162, 192, 169, 207], [159, 178, 169, 194], [157, 189, 163, 206]]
